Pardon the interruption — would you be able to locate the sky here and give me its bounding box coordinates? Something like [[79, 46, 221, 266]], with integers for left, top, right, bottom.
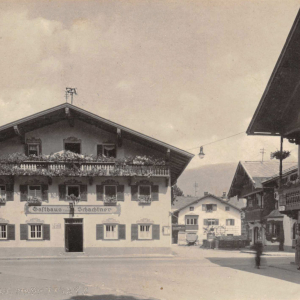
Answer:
[[0, 0, 299, 170]]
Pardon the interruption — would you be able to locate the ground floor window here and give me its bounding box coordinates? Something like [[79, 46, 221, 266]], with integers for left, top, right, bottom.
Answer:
[[138, 225, 152, 239], [0, 225, 7, 239], [105, 224, 118, 239], [30, 225, 42, 239]]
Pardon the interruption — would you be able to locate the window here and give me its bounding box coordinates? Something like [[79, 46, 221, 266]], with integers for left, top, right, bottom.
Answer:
[[226, 219, 235, 226], [97, 144, 116, 158], [189, 206, 194, 211], [65, 143, 81, 154], [105, 224, 118, 240], [204, 219, 219, 226], [0, 186, 5, 199], [30, 225, 42, 239], [225, 206, 230, 211], [203, 204, 217, 212], [28, 144, 39, 156], [67, 185, 80, 197], [104, 186, 117, 199], [185, 217, 198, 225], [0, 225, 6, 239], [28, 186, 41, 200], [139, 185, 151, 198], [138, 225, 152, 239]]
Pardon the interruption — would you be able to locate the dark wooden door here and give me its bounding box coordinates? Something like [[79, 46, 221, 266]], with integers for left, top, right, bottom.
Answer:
[[65, 224, 83, 252]]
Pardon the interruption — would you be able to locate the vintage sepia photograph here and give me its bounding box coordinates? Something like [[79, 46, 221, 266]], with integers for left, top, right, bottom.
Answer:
[[0, 0, 300, 299]]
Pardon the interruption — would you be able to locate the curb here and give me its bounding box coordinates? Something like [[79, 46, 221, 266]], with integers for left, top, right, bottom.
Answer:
[[240, 250, 295, 257]]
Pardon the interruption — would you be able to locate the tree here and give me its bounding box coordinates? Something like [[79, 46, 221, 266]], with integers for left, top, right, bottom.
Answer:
[[171, 184, 184, 205]]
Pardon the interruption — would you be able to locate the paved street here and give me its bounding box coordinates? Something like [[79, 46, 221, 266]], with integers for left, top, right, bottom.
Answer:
[[0, 246, 299, 300]]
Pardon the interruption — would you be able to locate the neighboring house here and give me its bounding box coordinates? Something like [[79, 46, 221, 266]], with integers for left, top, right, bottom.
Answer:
[[0, 103, 193, 257], [173, 193, 241, 244], [228, 161, 296, 247]]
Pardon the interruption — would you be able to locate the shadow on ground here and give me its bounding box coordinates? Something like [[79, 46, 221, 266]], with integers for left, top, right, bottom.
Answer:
[[64, 295, 158, 300], [207, 256, 300, 284]]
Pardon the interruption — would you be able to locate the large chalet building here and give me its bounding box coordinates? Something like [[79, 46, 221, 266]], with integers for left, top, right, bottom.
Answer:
[[0, 103, 193, 257]]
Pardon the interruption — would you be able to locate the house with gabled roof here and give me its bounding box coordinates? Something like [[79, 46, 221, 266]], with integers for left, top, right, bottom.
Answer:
[[0, 103, 193, 257], [172, 193, 241, 244], [228, 161, 296, 248]]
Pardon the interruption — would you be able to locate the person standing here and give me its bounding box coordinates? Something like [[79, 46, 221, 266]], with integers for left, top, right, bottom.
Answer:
[[254, 241, 263, 269]]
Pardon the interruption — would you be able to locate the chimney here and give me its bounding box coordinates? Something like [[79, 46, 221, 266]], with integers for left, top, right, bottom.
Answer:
[[222, 192, 227, 199], [204, 192, 208, 196]]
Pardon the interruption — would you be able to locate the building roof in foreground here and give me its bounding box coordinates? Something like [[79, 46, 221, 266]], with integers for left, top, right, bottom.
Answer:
[[0, 103, 194, 185], [173, 194, 241, 213]]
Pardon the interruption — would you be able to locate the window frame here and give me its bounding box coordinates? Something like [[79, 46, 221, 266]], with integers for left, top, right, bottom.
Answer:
[[104, 185, 117, 199], [226, 219, 235, 226], [28, 185, 42, 200], [0, 224, 7, 239], [138, 185, 151, 198], [27, 143, 40, 156], [185, 216, 198, 225], [97, 144, 117, 158], [64, 142, 81, 154], [66, 185, 80, 198], [138, 224, 152, 240], [205, 219, 219, 226], [104, 224, 119, 240], [29, 224, 43, 240], [189, 206, 194, 211]]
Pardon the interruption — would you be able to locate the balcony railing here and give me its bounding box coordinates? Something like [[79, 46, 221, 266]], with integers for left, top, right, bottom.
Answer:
[[279, 185, 300, 210], [0, 161, 170, 177]]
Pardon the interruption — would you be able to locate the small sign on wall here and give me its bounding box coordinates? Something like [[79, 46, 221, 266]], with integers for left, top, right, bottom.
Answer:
[[163, 226, 171, 235], [52, 223, 61, 229]]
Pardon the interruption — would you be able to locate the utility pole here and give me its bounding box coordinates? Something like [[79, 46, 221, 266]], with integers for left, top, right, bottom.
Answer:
[[65, 88, 77, 104], [194, 182, 198, 197], [260, 148, 265, 162]]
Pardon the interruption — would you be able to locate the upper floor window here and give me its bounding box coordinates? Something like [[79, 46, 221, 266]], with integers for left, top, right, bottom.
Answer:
[[186, 217, 198, 225], [189, 206, 194, 211], [225, 206, 230, 211], [28, 185, 42, 200], [67, 185, 80, 197], [26, 138, 42, 156], [64, 137, 81, 154], [97, 144, 116, 158], [226, 219, 235, 226], [202, 204, 217, 212], [203, 219, 219, 226], [28, 144, 39, 156]]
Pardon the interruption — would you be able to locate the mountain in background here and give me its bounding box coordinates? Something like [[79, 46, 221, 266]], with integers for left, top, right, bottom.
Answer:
[[177, 162, 237, 198]]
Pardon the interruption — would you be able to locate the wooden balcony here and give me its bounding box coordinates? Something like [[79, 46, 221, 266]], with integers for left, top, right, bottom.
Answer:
[[0, 161, 170, 178], [279, 185, 300, 211]]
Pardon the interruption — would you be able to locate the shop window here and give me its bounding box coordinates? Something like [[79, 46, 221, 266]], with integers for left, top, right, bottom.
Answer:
[[29, 224, 42, 239], [203, 219, 219, 226], [225, 206, 230, 211], [0, 225, 7, 239], [104, 224, 118, 240], [97, 144, 116, 158], [138, 225, 152, 240], [28, 185, 42, 200], [226, 219, 235, 226], [65, 143, 81, 154], [185, 217, 198, 225], [189, 206, 194, 211]]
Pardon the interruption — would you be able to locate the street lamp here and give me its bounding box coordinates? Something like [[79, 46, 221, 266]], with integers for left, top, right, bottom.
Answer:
[[198, 146, 205, 159]]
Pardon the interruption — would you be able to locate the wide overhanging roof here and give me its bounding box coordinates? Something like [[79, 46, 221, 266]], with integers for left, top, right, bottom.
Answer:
[[0, 103, 194, 185], [247, 9, 300, 136]]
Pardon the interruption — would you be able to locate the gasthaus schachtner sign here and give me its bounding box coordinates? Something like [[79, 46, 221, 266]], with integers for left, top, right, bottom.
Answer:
[[25, 205, 121, 215]]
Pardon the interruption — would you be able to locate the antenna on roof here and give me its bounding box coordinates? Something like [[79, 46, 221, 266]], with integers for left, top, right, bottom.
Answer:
[[260, 148, 265, 162], [65, 88, 77, 104]]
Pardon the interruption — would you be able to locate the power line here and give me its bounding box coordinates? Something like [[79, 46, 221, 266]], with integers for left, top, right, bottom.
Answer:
[[185, 131, 245, 151]]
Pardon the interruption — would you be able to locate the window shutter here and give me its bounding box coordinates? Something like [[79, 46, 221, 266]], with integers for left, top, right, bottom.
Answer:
[[20, 224, 28, 240], [43, 224, 50, 240], [97, 145, 103, 157], [6, 184, 14, 201], [96, 224, 104, 240], [215, 219, 219, 225], [25, 144, 29, 156], [131, 224, 138, 240], [41, 185, 48, 202], [151, 185, 159, 201], [117, 185, 124, 201], [20, 185, 28, 202], [80, 185, 87, 201], [131, 186, 138, 201], [213, 204, 217, 211], [152, 225, 160, 240], [7, 224, 15, 240], [96, 185, 104, 201], [118, 224, 126, 240], [59, 185, 66, 201], [203, 219, 208, 225], [202, 204, 206, 211]]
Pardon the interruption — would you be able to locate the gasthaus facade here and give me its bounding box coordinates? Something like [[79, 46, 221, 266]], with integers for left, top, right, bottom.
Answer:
[[0, 103, 193, 257]]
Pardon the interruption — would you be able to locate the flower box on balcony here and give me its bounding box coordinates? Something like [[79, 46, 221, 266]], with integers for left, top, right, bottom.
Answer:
[[27, 197, 42, 206], [104, 196, 117, 206], [138, 196, 152, 205], [0, 197, 6, 205], [66, 194, 81, 203]]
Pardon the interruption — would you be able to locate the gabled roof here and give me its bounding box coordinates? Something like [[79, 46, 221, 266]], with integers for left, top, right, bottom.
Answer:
[[247, 9, 300, 136], [174, 194, 241, 213], [262, 165, 298, 185], [0, 103, 194, 184], [228, 161, 297, 198], [172, 196, 199, 211]]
